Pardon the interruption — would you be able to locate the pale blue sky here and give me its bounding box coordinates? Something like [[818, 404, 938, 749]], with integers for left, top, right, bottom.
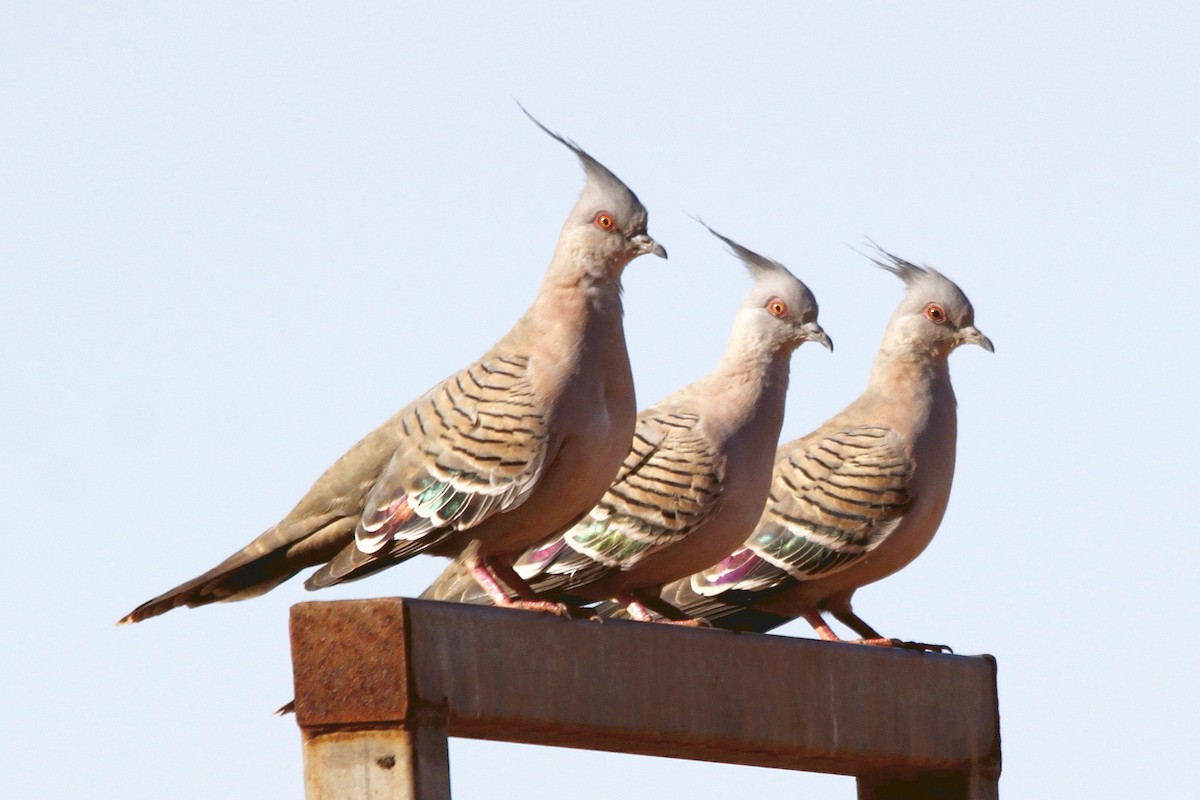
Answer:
[[4, 3, 1198, 798]]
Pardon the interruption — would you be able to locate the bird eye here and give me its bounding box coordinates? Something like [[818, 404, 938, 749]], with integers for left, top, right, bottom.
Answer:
[[767, 298, 788, 317], [924, 303, 947, 324], [593, 212, 616, 231]]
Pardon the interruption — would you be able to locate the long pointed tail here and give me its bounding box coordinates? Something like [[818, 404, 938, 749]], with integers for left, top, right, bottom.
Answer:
[[118, 516, 356, 624]]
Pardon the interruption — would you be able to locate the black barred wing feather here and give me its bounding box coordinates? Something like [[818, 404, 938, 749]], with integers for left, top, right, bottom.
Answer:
[[304, 355, 554, 589], [361, 355, 553, 551], [522, 409, 724, 590], [695, 425, 912, 595]]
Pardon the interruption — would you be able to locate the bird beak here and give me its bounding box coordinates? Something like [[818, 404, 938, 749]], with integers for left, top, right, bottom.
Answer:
[[958, 325, 994, 353], [803, 322, 833, 352], [631, 233, 667, 259]]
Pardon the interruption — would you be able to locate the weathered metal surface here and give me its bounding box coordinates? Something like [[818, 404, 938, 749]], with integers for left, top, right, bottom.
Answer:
[[290, 597, 1000, 787], [291, 598, 411, 725], [302, 726, 450, 800], [857, 770, 1000, 800]]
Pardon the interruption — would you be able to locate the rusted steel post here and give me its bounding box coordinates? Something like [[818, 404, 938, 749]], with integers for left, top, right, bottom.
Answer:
[[857, 770, 1000, 800], [289, 598, 1000, 797], [291, 599, 450, 800], [302, 724, 449, 800]]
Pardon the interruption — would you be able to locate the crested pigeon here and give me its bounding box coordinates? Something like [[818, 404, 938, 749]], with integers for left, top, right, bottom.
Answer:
[[627, 250, 992, 646], [119, 112, 665, 624], [422, 225, 830, 623]]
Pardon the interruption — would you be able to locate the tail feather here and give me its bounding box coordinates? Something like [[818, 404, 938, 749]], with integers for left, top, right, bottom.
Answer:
[[118, 516, 355, 624], [595, 579, 792, 634], [418, 558, 501, 604], [420, 556, 793, 632], [304, 542, 396, 590], [305, 526, 456, 591]]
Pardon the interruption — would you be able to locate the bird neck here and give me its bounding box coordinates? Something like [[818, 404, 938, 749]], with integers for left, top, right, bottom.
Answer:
[[861, 347, 956, 435], [714, 331, 795, 384], [545, 234, 632, 286], [695, 338, 793, 439], [507, 267, 628, 384], [869, 341, 951, 382], [529, 265, 626, 322]]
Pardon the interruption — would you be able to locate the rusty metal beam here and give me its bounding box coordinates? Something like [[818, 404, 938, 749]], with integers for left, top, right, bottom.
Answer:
[[290, 598, 1000, 799]]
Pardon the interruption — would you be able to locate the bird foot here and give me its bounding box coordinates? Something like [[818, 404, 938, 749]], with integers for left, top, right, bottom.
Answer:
[[494, 597, 573, 617], [852, 637, 953, 654], [622, 597, 709, 626], [651, 616, 712, 628]]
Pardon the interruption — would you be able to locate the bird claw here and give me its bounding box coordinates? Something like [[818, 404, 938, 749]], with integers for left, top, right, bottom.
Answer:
[[652, 616, 711, 628], [570, 606, 603, 622], [495, 598, 573, 617], [852, 637, 953, 654]]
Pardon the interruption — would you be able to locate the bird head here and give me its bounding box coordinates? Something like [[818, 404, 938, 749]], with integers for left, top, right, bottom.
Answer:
[[701, 221, 832, 355], [522, 106, 666, 280], [870, 247, 994, 359]]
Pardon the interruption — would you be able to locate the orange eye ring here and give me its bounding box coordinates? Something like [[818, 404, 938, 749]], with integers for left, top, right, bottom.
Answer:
[[924, 303, 947, 324], [593, 212, 616, 231], [767, 298, 788, 317]]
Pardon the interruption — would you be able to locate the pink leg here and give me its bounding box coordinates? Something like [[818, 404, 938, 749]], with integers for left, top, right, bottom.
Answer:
[[468, 557, 570, 617], [827, 607, 953, 654], [622, 595, 710, 627], [801, 609, 844, 641]]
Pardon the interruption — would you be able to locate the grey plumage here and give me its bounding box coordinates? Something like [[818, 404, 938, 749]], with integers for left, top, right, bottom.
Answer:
[[422, 226, 830, 621], [119, 113, 664, 624], [607, 248, 992, 643]]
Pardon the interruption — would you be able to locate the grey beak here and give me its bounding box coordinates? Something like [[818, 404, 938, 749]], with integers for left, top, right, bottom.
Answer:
[[959, 325, 994, 353], [631, 233, 667, 259], [803, 322, 834, 352]]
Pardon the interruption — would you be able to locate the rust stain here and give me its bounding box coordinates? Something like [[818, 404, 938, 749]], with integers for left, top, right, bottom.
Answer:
[[289, 598, 1000, 780], [289, 599, 412, 727]]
